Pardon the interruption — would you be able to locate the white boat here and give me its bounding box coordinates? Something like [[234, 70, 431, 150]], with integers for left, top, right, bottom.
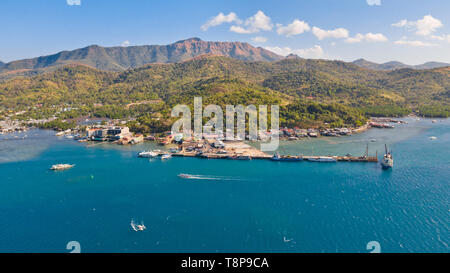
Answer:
[[178, 173, 193, 179], [381, 144, 393, 169], [429, 136, 437, 140], [307, 156, 337, 162], [138, 151, 159, 158], [161, 154, 172, 160], [50, 164, 75, 170], [130, 219, 146, 232]]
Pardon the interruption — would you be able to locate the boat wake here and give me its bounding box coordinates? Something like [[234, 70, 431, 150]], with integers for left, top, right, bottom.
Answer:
[[178, 174, 243, 181]]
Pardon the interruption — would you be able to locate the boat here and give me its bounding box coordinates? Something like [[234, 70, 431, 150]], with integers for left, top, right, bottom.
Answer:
[[138, 151, 159, 158], [429, 136, 437, 140], [178, 173, 193, 179], [380, 144, 393, 169], [228, 155, 252, 160], [271, 153, 302, 161], [130, 219, 146, 232], [50, 164, 75, 170], [161, 154, 172, 160], [307, 156, 337, 162]]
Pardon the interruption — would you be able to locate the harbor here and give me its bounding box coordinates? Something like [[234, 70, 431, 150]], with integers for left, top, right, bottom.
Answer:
[[143, 138, 379, 163]]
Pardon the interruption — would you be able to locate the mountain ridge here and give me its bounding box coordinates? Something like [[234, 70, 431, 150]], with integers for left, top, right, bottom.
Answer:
[[0, 38, 283, 76], [353, 58, 449, 71]]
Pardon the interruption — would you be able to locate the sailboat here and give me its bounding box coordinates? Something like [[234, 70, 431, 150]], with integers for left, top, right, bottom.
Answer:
[[381, 144, 394, 169]]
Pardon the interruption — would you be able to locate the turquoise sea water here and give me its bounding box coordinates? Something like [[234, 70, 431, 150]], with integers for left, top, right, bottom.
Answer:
[[0, 118, 448, 253]]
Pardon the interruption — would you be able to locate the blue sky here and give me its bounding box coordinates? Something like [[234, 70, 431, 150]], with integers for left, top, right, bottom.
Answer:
[[1, 0, 449, 64]]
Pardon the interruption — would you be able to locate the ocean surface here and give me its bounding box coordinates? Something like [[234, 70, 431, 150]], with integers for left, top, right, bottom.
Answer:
[[0, 117, 448, 253]]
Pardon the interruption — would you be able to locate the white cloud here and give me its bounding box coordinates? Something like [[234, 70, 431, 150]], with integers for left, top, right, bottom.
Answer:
[[251, 36, 268, 43], [366, 0, 381, 6], [346, 32, 388, 43], [66, 0, 81, 5], [264, 45, 324, 59], [230, 11, 273, 34], [394, 39, 436, 47], [276, 19, 310, 37], [431, 34, 450, 43], [229, 25, 252, 34], [392, 19, 408, 28], [201, 12, 241, 31], [312, 27, 349, 40], [121, 40, 130, 47], [392, 15, 443, 36]]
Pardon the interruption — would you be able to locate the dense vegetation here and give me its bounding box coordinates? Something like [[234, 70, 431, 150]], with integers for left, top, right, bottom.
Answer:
[[0, 56, 448, 133]]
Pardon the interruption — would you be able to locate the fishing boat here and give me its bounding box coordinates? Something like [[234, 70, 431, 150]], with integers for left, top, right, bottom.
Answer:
[[50, 164, 75, 170], [307, 156, 337, 162], [130, 219, 146, 232], [161, 154, 172, 160], [138, 151, 159, 158], [380, 144, 393, 169]]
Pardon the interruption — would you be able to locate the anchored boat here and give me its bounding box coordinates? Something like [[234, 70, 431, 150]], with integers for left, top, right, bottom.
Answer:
[[381, 144, 393, 169]]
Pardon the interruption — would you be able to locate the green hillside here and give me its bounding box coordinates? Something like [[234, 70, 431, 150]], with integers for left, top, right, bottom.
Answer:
[[1, 56, 449, 132]]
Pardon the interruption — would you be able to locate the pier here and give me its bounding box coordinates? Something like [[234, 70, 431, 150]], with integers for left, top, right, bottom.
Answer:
[[168, 139, 378, 163]]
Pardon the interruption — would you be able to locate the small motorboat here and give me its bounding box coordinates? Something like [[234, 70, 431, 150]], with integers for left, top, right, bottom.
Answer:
[[130, 219, 146, 232], [429, 136, 437, 140], [178, 173, 193, 179], [50, 164, 75, 170]]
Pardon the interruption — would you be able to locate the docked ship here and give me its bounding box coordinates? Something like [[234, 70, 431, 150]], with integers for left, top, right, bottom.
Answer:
[[381, 144, 393, 169], [50, 164, 75, 170], [307, 156, 337, 162]]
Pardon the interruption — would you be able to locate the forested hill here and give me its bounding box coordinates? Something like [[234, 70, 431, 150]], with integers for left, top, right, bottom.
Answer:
[[0, 55, 449, 130]]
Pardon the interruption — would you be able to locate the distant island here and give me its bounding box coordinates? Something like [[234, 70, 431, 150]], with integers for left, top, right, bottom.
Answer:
[[0, 38, 448, 135]]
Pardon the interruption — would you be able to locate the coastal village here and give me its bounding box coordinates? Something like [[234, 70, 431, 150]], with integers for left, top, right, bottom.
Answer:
[[0, 112, 410, 164]]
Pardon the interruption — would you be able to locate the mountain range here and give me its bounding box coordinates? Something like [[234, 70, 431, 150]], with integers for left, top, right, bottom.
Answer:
[[0, 38, 282, 77], [1, 38, 449, 79], [352, 58, 450, 71]]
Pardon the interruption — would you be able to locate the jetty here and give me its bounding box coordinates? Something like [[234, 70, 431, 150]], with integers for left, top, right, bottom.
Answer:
[[169, 139, 378, 163]]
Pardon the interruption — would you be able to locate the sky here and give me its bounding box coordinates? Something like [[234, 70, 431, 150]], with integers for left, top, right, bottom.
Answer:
[[1, 0, 449, 65]]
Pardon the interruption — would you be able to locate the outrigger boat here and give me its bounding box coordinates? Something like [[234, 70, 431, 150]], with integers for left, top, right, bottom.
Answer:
[[50, 164, 75, 170]]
